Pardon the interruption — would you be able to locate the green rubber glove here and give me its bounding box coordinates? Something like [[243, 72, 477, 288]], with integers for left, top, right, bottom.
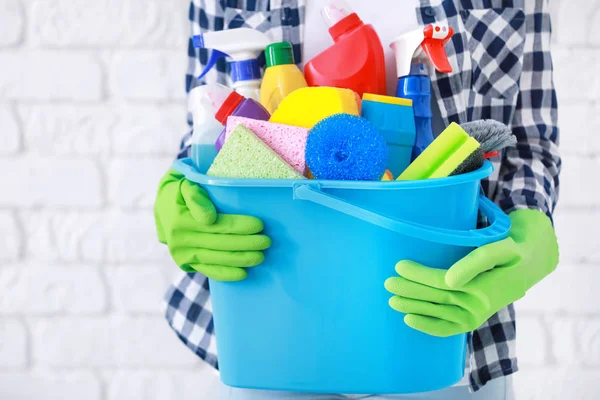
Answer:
[[384, 209, 559, 337], [154, 168, 271, 281]]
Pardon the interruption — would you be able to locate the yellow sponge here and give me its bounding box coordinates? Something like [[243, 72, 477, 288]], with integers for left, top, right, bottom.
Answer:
[[269, 87, 361, 129]]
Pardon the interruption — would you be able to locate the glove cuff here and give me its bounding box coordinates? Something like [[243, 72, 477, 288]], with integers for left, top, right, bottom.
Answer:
[[508, 209, 559, 289]]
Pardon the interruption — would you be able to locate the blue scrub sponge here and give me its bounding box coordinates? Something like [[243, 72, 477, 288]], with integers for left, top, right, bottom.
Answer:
[[305, 114, 388, 180]]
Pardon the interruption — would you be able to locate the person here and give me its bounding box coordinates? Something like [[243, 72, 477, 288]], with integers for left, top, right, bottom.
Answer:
[[154, 1, 561, 399]]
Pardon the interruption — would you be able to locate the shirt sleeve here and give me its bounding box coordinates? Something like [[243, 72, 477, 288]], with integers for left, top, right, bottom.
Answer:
[[177, 130, 193, 160], [494, 0, 561, 220]]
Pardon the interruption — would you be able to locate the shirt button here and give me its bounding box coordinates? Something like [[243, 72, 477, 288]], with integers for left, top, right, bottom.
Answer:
[[424, 7, 437, 17]]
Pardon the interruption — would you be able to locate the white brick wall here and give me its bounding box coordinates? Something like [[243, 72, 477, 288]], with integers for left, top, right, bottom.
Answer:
[[0, 0, 598, 398], [0, 52, 104, 101]]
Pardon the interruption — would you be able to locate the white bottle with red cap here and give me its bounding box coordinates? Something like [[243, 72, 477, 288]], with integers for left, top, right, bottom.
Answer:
[[188, 85, 227, 172], [188, 83, 271, 171]]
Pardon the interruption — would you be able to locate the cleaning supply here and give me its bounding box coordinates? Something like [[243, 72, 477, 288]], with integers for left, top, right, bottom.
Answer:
[[381, 170, 394, 181], [390, 24, 454, 160], [361, 93, 416, 177], [225, 116, 309, 175], [397, 122, 482, 181], [269, 86, 360, 129], [260, 42, 308, 114], [305, 114, 388, 181], [208, 125, 304, 180], [171, 155, 510, 393], [188, 85, 227, 172], [385, 209, 558, 337], [304, 0, 386, 97], [193, 28, 271, 101], [154, 168, 272, 282], [461, 120, 517, 158], [206, 83, 271, 152]]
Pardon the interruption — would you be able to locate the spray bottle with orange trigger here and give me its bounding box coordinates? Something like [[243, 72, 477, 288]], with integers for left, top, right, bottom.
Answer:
[[390, 23, 454, 160]]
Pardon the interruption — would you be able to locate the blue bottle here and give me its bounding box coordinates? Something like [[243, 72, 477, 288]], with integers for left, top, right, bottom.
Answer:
[[390, 24, 454, 161], [396, 64, 433, 161]]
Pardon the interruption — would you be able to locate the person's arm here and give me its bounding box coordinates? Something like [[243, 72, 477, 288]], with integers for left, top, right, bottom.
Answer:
[[384, 2, 561, 338], [494, 0, 561, 220]]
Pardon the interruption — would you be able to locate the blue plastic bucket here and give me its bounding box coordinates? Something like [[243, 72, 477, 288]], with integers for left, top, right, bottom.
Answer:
[[173, 158, 511, 394]]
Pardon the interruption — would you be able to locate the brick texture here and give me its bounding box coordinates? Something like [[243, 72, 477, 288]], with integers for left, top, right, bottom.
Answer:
[[0, 52, 103, 100], [0, 320, 27, 368], [33, 317, 199, 367], [105, 265, 174, 313], [0, 0, 24, 47], [0, 106, 21, 154], [0, 158, 103, 208], [30, 0, 186, 48], [0, 1, 598, 399], [0, 212, 21, 262], [0, 372, 102, 400], [0, 265, 107, 315]]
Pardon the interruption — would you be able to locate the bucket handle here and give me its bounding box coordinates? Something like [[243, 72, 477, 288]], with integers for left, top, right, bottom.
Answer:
[[293, 183, 511, 247]]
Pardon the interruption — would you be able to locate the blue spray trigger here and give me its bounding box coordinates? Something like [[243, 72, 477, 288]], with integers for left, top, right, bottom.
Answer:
[[192, 34, 204, 48], [195, 47, 230, 80]]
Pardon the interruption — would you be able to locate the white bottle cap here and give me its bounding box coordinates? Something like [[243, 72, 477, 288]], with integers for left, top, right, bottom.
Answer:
[[321, 0, 354, 29]]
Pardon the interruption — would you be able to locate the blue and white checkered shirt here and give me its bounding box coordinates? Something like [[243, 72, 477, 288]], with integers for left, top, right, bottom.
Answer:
[[164, 0, 560, 392]]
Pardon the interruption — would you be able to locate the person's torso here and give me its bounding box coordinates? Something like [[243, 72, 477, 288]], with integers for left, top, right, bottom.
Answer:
[[190, 0, 529, 215], [178, 0, 533, 390]]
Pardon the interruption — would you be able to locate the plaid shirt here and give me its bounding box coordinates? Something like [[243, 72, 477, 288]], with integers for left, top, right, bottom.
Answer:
[[164, 0, 561, 392]]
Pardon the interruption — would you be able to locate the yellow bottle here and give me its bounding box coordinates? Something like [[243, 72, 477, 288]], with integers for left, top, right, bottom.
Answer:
[[260, 42, 308, 114]]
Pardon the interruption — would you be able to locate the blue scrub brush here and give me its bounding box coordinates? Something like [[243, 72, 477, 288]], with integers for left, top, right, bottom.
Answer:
[[305, 114, 388, 180]]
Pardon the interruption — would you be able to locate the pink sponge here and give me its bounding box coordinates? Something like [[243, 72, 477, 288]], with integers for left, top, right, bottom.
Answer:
[[225, 116, 309, 174]]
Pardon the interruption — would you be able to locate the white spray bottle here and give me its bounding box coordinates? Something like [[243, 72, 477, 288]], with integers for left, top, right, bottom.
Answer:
[[188, 84, 229, 172], [390, 23, 454, 160], [193, 28, 272, 101]]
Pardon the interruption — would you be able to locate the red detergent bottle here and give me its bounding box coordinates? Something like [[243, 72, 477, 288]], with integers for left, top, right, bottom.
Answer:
[[304, 0, 386, 97]]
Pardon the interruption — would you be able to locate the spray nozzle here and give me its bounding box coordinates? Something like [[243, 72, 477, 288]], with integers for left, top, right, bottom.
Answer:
[[195, 48, 231, 80], [320, 0, 364, 41], [321, 0, 354, 28], [390, 23, 454, 79], [192, 28, 271, 82], [421, 23, 453, 74]]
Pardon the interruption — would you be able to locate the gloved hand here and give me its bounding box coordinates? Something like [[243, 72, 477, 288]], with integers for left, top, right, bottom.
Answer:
[[384, 209, 559, 337], [154, 168, 271, 281]]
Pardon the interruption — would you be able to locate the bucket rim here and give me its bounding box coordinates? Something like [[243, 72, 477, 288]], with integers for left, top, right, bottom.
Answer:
[[174, 158, 493, 190]]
